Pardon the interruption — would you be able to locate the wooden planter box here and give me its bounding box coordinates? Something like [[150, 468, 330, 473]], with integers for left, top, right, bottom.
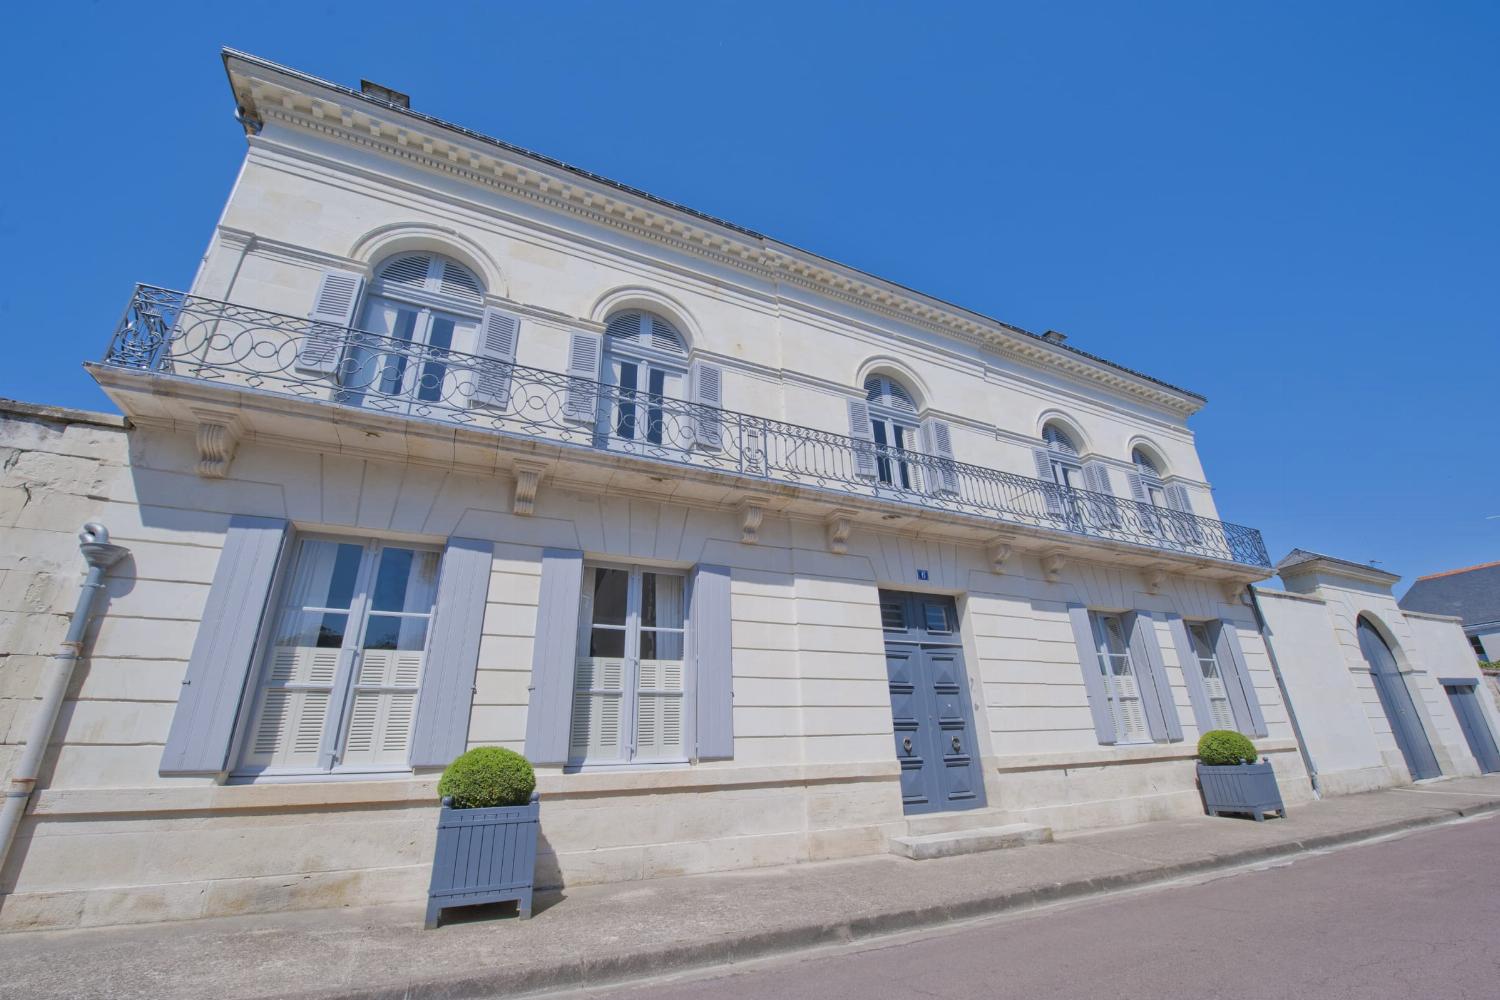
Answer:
[[425, 793, 539, 928], [1197, 760, 1286, 821]]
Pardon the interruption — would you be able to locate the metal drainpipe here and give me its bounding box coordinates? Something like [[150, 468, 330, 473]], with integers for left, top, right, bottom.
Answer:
[[0, 524, 128, 877], [1246, 583, 1322, 798]]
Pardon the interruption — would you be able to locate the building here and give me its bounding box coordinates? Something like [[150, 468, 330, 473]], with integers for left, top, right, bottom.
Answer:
[[0, 50, 1483, 931], [1399, 561, 1500, 663], [1255, 551, 1500, 792]]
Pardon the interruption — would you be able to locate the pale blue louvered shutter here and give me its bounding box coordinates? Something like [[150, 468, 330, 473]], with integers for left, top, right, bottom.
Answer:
[[297, 269, 364, 374], [1083, 462, 1120, 527], [160, 515, 290, 774], [920, 418, 960, 495], [524, 548, 585, 763], [847, 399, 878, 478], [1166, 613, 1218, 733], [1032, 449, 1066, 517], [1066, 604, 1117, 745], [1165, 484, 1193, 512], [1125, 611, 1183, 741], [1214, 622, 1268, 737], [1165, 484, 1202, 543], [408, 537, 493, 768], [690, 564, 734, 760], [470, 307, 520, 409], [563, 331, 602, 423], [691, 361, 724, 450]]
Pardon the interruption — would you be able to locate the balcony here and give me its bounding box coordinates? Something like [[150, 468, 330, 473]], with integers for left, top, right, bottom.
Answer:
[[93, 285, 1270, 572]]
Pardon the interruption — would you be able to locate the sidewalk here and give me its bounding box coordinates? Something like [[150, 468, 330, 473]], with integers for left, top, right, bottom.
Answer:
[[3, 775, 1499, 1000]]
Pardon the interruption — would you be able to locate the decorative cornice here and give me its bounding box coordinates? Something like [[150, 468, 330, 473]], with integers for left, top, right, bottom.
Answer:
[[223, 52, 1207, 419]]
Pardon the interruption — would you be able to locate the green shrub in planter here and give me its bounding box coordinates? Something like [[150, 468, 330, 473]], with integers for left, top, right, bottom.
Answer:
[[1197, 730, 1258, 766], [437, 747, 535, 809]]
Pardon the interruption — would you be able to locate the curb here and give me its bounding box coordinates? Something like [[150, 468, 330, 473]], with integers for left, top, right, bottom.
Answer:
[[304, 799, 1500, 1000]]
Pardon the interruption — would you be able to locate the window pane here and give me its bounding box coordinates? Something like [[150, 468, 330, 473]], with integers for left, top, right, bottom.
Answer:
[[880, 597, 906, 631], [640, 629, 684, 660], [313, 612, 349, 648], [590, 627, 626, 658], [591, 568, 628, 626], [285, 540, 363, 611], [923, 602, 951, 633], [363, 613, 430, 652], [370, 547, 440, 613], [641, 573, 685, 629]]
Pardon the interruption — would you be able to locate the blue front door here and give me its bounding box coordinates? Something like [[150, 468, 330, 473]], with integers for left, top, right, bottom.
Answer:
[[881, 590, 986, 815]]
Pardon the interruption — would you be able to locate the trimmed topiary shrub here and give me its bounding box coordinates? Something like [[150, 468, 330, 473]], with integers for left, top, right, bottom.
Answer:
[[437, 747, 536, 809], [1197, 729, 1258, 766]]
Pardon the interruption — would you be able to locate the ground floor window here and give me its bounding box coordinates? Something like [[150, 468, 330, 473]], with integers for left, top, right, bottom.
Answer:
[[1090, 613, 1150, 743], [1187, 622, 1237, 730], [239, 536, 440, 774], [571, 564, 688, 764]]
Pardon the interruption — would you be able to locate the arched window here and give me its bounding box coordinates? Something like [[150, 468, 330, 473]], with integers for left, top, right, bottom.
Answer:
[[602, 310, 689, 447], [1036, 422, 1082, 489], [1130, 448, 1170, 508], [340, 253, 488, 409], [864, 374, 919, 488]]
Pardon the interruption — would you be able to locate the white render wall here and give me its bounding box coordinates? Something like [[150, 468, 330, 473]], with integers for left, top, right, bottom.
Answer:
[[1256, 570, 1490, 796], [185, 122, 1221, 516], [0, 402, 1306, 929]]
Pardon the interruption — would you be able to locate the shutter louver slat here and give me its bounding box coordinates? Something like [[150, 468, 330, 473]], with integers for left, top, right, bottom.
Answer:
[[471, 307, 520, 409], [921, 418, 959, 495], [438, 259, 483, 301], [298, 270, 364, 374]]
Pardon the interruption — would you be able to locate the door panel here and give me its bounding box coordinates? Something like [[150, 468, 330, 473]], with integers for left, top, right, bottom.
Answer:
[[880, 591, 986, 815], [1444, 684, 1500, 774], [1357, 620, 1440, 780]]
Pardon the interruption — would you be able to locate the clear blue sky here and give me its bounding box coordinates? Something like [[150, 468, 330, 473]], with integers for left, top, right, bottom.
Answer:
[[2, 2, 1495, 590]]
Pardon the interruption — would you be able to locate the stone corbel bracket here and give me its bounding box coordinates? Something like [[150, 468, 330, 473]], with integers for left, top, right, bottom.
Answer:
[[987, 536, 1014, 575], [825, 509, 857, 555], [1221, 580, 1248, 605], [739, 494, 770, 545], [1041, 551, 1067, 583], [190, 409, 244, 479], [511, 460, 548, 516], [1143, 564, 1169, 595]]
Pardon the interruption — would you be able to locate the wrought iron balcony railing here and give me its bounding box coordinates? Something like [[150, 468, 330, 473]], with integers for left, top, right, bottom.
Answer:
[[102, 285, 1271, 569]]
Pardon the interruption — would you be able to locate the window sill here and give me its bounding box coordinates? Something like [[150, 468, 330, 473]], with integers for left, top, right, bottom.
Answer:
[[226, 767, 415, 785]]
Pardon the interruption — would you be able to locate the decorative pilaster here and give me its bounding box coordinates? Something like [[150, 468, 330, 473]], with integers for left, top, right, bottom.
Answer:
[[511, 460, 548, 516], [825, 509, 857, 555], [1041, 551, 1067, 583]]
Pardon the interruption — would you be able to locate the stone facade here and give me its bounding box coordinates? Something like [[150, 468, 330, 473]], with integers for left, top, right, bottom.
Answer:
[[0, 50, 1485, 932]]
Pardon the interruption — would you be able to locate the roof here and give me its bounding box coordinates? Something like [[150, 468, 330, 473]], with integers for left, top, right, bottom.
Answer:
[[1275, 548, 1401, 586], [220, 49, 1207, 409], [1399, 562, 1500, 628]]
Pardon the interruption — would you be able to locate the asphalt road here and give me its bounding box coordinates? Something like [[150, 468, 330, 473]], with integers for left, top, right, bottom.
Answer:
[[564, 816, 1500, 1000]]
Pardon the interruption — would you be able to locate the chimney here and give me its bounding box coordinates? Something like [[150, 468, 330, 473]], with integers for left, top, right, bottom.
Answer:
[[360, 79, 410, 110], [1042, 329, 1068, 345]]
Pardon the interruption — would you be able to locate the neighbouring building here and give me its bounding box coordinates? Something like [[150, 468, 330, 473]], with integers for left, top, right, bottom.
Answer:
[[1399, 561, 1500, 663], [1255, 551, 1500, 792], [0, 50, 1490, 931]]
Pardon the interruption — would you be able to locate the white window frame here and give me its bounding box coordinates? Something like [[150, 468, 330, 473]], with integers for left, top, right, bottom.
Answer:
[[600, 312, 689, 450], [865, 375, 920, 490], [1090, 612, 1151, 745], [570, 562, 691, 769], [230, 533, 441, 782]]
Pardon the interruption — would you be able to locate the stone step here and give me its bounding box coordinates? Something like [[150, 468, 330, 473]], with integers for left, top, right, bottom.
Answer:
[[900, 806, 1018, 838], [889, 822, 1053, 861]]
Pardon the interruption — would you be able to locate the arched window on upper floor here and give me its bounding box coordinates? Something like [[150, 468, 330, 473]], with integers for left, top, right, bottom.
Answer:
[[1127, 446, 1193, 514], [844, 373, 958, 495], [1031, 420, 1118, 523], [574, 308, 723, 453], [299, 252, 524, 413]]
